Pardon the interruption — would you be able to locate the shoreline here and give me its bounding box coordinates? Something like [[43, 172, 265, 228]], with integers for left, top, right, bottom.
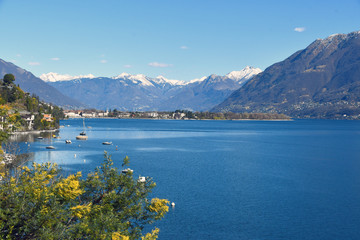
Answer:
[[64, 117, 293, 121], [11, 129, 58, 135]]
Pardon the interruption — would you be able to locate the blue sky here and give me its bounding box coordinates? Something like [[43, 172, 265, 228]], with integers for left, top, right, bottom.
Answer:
[[1, 0, 360, 81]]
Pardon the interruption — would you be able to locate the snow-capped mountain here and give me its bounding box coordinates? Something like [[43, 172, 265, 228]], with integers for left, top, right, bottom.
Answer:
[[46, 66, 262, 111], [225, 66, 262, 82], [40, 72, 96, 82]]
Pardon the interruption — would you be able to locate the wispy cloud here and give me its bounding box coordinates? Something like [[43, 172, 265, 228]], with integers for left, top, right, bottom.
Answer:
[[16, 54, 21, 57], [100, 59, 108, 64], [148, 62, 173, 68], [123, 64, 132, 68], [294, 27, 306, 32], [51, 57, 60, 61], [180, 46, 188, 50], [28, 62, 40, 66]]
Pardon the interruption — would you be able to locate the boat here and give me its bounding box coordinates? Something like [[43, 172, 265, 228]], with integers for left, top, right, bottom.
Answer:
[[102, 141, 112, 145], [46, 146, 55, 149], [138, 176, 146, 183], [76, 135, 88, 140], [76, 118, 88, 140], [65, 140, 72, 144], [122, 168, 133, 174], [37, 136, 43, 139]]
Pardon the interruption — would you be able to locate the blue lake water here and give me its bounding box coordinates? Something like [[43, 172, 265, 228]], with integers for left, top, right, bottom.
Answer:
[[13, 119, 360, 239]]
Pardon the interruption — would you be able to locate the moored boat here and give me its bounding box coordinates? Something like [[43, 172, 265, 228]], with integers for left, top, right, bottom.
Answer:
[[76, 135, 88, 140], [76, 118, 88, 140], [122, 168, 133, 174]]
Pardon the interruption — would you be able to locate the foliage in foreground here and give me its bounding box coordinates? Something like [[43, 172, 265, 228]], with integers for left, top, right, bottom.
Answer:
[[0, 152, 169, 239]]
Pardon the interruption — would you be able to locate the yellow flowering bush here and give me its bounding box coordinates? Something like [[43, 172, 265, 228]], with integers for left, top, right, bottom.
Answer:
[[0, 152, 169, 239]]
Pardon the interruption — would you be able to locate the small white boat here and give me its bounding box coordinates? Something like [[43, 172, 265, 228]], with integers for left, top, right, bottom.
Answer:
[[138, 176, 146, 183], [122, 168, 133, 174], [171, 202, 175, 207], [37, 136, 43, 139], [46, 146, 55, 149], [65, 140, 72, 144], [102, 141, 112, 145]]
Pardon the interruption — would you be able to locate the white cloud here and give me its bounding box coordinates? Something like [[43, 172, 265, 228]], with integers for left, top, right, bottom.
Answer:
[[148, 62, 173, 68], [16, 54, 21, 57], [28, 62, 40, 66], [123, 64, 132, 68], [51, 57, 60, 61], [180, 46, 188, 50], [100, 59, 108, 64], [294, 27, 306, 32]]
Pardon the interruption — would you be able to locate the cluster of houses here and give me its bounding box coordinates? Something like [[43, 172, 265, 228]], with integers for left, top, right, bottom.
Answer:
[[0, 111, 52, 131], [64, 110, 109, 118], [64, 110, 189, 120]]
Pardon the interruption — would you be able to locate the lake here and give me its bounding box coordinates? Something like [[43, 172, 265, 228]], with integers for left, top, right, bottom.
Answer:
[[12, 119, 360, 239]]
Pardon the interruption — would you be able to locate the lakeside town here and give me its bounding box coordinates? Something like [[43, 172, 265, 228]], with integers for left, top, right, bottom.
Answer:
[[63, 109, 291, 121]]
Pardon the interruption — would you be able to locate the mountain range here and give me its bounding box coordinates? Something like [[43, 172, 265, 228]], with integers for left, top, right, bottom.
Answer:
[[2, 30, 360, 118], [213, 30, 360, 119], [43, 66, 261, 111]]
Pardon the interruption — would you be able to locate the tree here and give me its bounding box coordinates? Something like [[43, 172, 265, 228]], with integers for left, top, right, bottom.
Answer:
[[3, 74, 15, 85], [0, 152, 169, 239]]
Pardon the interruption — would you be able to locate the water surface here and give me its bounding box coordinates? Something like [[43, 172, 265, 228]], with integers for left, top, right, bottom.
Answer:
[[14, 119, 360, 239]]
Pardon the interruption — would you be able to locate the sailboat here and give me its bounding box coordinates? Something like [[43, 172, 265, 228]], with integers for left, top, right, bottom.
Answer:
[[76, 118, 88, 140]]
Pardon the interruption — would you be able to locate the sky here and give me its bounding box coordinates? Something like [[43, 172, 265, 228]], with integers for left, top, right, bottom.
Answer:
[[1, 0, 360, 81]]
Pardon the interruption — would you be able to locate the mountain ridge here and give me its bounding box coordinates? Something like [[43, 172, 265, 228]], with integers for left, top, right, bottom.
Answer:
[[48, 66, 262, 111], [0, 59, 84, 108], [213, 30, 360, 119]]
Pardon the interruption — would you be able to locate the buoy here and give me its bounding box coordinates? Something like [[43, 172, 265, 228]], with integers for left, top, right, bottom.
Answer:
[[74, 154, 77, 158], [84, 159, 86, 163], [171, 202, 175, 207]]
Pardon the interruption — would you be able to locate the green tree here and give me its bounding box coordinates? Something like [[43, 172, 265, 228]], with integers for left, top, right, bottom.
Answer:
[[0, 152, 169, 239], [3, 74, 15, 85]]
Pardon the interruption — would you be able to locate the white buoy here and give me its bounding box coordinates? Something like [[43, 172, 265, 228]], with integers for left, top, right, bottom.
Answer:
[[74, 154, 77, 158], [171, 202, 175, 207], [84, 159, 86, 163]]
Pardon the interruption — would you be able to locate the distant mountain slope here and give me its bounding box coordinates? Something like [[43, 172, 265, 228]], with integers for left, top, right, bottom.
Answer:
[[47, 66, 261, 111], [0, 59, 84, 108], [213, 31, 360, 119]]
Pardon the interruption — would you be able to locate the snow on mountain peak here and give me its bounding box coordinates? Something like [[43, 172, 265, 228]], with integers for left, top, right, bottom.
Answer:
[[154, 75, 186, 86], [40, 72, 95, 82], [225, 66, 262, 81], [189, 76, 207, 84], [112, 72, 131, 79]]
